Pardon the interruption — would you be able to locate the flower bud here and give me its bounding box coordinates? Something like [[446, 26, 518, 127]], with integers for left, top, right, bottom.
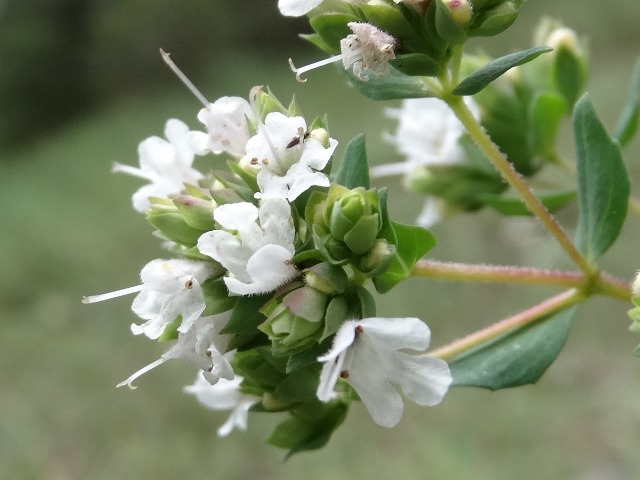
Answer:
[[547, 27, 588, 106], [304, 263, 349, 295], [470, 2, 519, 37], [251, 86, 289, 121], [325, 186, 380, 255], [146, 198, 207, 246], [308, 127, 331, 149], [173, 195, 216, 231], [358, 239, 396, 276], [444, 0, 473, 27], [259, 286, 328, 354]]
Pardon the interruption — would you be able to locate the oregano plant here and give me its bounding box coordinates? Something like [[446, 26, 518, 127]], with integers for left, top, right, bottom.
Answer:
[[84, 0, 640, 457]]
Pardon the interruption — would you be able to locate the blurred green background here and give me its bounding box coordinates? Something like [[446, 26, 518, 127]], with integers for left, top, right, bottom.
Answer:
[[2, 1, 640, 479]]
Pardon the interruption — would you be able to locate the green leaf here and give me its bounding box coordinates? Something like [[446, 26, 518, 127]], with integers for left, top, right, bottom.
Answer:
[[222, 294, 270, 335], [574, 94, 630, 261], [480, 190, 576, 216], [373, 221, 436, 294], [452, 46, 552, 96], [529, 91, 567, 156], [334, 134, 370, 189], [309, 13, 358, 52], [268, 401, 349, 457], [613, 57, 640, 147], [389, 53, 440, 77], [450, 307, 576, 390], [345, 65, 433, 100]]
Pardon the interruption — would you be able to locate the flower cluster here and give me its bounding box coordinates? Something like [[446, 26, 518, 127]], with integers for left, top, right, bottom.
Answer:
[[286, 0, 524, 82], [84, 87, 450, 454]]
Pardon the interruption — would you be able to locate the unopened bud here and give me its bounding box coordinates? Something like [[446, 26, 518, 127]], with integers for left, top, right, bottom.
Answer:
[[359, 239, 396, 276], [173, 195, 216, 231], [304, 263, 349, 294], [147, 198, 206, 246], [308, 127, 330, 148], [445, 0, 473, 27], [547, 27, 587, 106]]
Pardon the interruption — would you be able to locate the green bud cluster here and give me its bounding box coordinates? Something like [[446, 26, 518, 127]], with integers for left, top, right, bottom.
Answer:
[[305, 0, 525, 77], [305, 184, 395, 275]]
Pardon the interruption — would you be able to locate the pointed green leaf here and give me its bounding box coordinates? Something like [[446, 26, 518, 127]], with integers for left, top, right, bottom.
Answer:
[[309, 13, 358, 52], [450, 307, 576, 390], [613, 57, 640, 147], [574, 94, 630, 261], [268, 401, 349, 457], [334, 134, 370, 189], [373, 221, 436, 293], [345, 65, 433, 100], [452, 46, 552, 96]]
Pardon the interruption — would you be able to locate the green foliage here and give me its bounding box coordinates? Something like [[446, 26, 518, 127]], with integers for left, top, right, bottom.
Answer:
[[334, 134, 370, 189], [614, 57, 640, 147], [452, 46, 552, 95], [450, 308, 576, 390], [573, 94, 630, 261], [373, 219, 437, 294], [268, 400, 349, 457], [345, 65, 433, 100]]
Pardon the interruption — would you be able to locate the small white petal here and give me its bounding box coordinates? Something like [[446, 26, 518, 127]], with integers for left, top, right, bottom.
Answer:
[[224, 244, 298, 295], [278, 0, 323, 16], [316, 317, 452, 428]]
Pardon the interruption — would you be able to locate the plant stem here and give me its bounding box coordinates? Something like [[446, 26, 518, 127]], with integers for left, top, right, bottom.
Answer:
[[445, 96, 597, 278], [430, 289, 584, 361], [412, 260, 631, 301]]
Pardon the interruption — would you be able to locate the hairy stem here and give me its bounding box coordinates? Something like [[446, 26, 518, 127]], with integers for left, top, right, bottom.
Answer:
[[430, 289, 584, 361], [412, 260, 631, 301], [445, 96, 597, 278]]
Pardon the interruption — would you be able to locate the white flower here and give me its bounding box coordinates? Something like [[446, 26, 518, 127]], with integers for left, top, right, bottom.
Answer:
[[197, 198, 299, 295], [245, 112, 337, 201], [184, 372, 260, 437], [112, 119, 203, 212], [289, 22, 397, 82], [341, 22, 396, 81], [278, 0, 365, 17], [317, 317, 452, 428], [371, 97, 480, 227], [130, 259, 218, 339], [117, 314, 234, 389], [189, 96, 254, 158]]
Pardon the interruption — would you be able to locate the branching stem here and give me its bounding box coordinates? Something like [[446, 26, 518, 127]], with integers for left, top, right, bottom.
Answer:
[[412, 260, 631, 301], [444, 96, 598, 278]]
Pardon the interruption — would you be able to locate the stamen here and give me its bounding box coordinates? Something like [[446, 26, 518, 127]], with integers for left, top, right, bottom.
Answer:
[[111, 162, 153, 181], [160, 48, 209, 108], [116, 357, 167, 389], [248, 86, 283, 166], [82, 285, 144, 304], [289, 55, 347, 83]]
